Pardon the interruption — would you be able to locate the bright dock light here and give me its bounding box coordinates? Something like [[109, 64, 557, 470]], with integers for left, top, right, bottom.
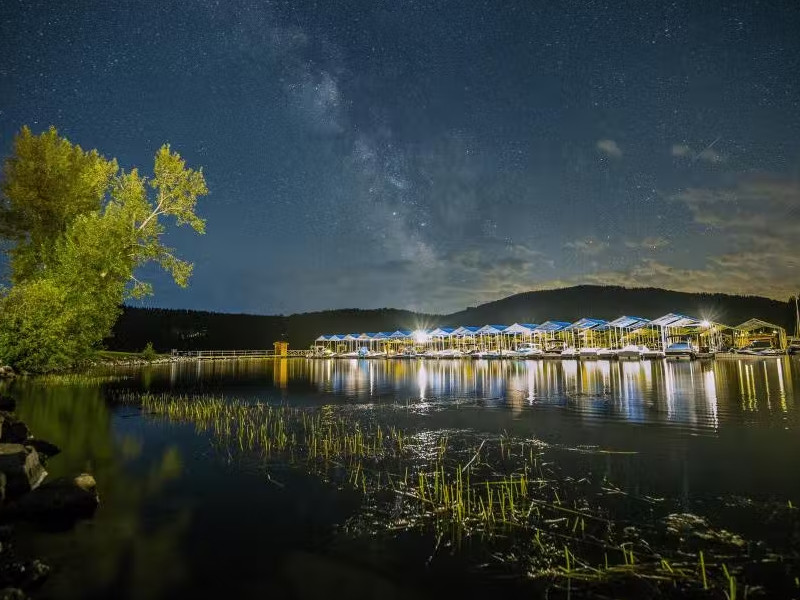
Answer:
[[413, 330, 430, 344]]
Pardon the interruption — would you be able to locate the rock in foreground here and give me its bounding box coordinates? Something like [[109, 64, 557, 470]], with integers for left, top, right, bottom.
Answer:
[[0, 446, 46, 502], [0, 415, 30, 446], [13, 474, 99, 526], [21, 440, 59, 460]]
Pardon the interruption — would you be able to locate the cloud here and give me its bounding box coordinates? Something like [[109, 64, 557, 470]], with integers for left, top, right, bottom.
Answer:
[[284, 240, 557, 314], [671, 141, 726, 164], [674, 177, 799, 248], [596, 139, 622, 158], [530, 175, 798, 303], [578, 255, 795, 301], [565, 238, 610, 256], [671, 144, 692, 157], [624, 236, 670, 250], [543, 176, 800, 301], [697, 147, 724, 164]]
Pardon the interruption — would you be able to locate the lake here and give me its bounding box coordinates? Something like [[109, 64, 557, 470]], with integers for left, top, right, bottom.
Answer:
[[4, 356, 800, 599]]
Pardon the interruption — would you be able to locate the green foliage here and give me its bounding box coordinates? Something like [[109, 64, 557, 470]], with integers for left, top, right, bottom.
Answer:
[[0, 126, 207, 372], [141, 342, 157, 362], [0, 126, 118, 282]]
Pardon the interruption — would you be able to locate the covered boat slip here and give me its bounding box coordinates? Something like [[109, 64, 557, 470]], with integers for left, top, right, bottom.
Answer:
[[311, 313, 790, 359]]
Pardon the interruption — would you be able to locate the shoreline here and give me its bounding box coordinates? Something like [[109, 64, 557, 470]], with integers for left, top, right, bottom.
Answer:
[[0, 390, 99, 598]]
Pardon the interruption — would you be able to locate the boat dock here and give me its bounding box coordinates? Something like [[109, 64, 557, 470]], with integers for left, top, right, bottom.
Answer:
[[310, 312, 794, 360]]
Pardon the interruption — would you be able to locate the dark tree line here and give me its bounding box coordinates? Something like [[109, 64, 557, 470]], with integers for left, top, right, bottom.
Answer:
[[107, 286, 796, 352]]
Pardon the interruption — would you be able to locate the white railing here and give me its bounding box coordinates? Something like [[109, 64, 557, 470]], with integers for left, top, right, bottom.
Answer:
[[171, 349, 308, 359]]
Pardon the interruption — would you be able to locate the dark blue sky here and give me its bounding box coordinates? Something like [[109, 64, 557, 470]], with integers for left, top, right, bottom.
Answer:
[[2, 0, 799, 314]]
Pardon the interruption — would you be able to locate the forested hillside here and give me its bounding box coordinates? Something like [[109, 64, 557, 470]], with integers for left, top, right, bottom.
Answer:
[[107, 286, 795, 352]]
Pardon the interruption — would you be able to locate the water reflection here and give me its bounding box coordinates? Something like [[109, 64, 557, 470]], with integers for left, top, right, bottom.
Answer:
[[302, 357, 800, 432], [6, 382, 190, 600], [2, 356, 799, 599], [70, 355, 800, 430]]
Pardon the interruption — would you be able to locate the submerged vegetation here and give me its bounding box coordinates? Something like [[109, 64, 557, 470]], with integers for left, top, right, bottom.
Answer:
[[28, 373, 132, 387], [115, 391, 800, 598]]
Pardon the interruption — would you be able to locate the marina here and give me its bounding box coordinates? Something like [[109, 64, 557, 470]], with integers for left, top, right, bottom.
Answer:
[[311, 312, 797, 360]]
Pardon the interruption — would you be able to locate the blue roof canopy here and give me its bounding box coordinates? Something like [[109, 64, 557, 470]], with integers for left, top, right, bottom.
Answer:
[[565, 318, 608, 331], [503, 323, 536, 334], [316, 314, 717, 341], [476, 324, 508, 334], [648, 313, 701, 328], [535, 320, 572, 332], [603, 315, 651, 330]]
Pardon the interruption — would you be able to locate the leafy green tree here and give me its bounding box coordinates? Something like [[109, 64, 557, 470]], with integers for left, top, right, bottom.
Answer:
[[141, 342, 157, 362], [0, 126, 118, 282], [0, 127, 207, 372]]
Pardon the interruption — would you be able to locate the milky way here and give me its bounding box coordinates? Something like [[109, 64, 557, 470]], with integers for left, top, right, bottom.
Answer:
[[2, 0, 799, 313]]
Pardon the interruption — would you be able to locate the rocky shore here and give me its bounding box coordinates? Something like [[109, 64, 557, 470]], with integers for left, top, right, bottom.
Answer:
[[89, 355, 200, 368], [0, 375, 99, 599]]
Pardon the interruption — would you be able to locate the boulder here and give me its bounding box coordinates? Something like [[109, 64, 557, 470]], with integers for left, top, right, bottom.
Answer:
[[13, 474, 98, 525], [0, 398, 14, 412], [22, 441, 59, 460], [0, 446, 45, 502], [0, 416, 29, 446], [0, 588, 28, 600], [0, 366, 14, 379]]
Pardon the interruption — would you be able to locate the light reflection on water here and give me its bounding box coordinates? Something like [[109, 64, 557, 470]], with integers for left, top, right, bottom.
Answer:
[[147, 356, 800, 432], [300, 357, 798, 431]]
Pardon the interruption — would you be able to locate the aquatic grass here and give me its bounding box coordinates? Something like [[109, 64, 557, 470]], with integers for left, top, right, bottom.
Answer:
[[30, 373, 130, 386], [116, 391, 799, 598]]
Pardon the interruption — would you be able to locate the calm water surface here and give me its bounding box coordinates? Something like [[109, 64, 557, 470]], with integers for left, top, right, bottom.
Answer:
[[4, 356, 800, 599]]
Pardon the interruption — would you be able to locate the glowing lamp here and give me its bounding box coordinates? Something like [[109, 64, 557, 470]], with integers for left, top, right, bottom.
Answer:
[[413, 330, 430, 344]]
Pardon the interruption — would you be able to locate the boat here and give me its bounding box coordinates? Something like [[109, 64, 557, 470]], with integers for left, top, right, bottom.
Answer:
[[365, 350, 387, 359], [473, 349, 501, 359], [578, 347, 599, 360], [596, 347, 616, 360], [737, 340, 784, 356], [338, 350, 360, 358], [617, 344, 644, 360], [641, 347, 665, 360], [515, 343, 544, 358], [665, 340, 697, 360], [422, 349, 440, 359], [438, 348, 464, 359], [396, 347, 418, 359], [789, 340, 800, 355], [500, 349, 521, 358], [560, 347, 579, 359]]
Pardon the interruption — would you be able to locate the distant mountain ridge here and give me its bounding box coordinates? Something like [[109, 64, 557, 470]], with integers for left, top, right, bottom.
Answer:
[[442, 286, 792, 329], [107, 285, 796, 352]]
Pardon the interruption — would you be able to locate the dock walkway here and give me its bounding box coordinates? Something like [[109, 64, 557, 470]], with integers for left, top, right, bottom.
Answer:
[[171, 349, 308, 360]]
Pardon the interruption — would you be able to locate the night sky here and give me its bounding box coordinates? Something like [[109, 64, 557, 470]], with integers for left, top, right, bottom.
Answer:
[[2, 1, 799, 314]]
